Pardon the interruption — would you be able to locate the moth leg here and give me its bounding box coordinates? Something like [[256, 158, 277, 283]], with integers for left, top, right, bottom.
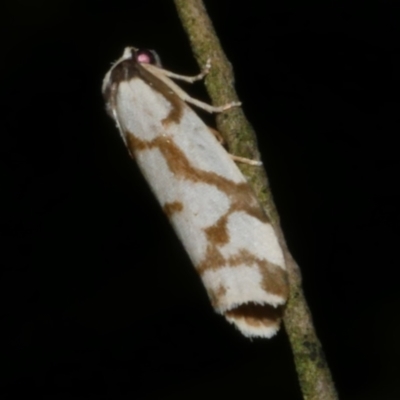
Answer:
[[143, 59, 210, 83], [143, 61, 241, 113], [208, 127, 262, 166], [230, 154, 263, 166], [157, 58, 212, 83], [208, 127, 224, 144], [184, 95, 241, 114]]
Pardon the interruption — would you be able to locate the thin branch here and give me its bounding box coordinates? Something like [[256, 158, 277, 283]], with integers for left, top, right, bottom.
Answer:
[[173, 1, 339, 399]]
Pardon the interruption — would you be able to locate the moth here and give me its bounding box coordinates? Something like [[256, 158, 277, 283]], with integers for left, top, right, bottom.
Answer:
[[102, 47, 288, 338]]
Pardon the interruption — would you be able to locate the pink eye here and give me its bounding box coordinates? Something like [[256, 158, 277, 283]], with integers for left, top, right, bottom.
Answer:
[[137, 51, 152, 64], [136, 49, 162, 67]]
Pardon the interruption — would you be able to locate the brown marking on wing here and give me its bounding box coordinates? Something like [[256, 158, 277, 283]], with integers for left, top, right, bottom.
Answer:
[[163, 201, 184, 218], [227, 249, 289, 299], [125, 133, 267, 222], [258, 258, 289, 299], [204, 214, 230, 246], [226, 303, 284, 328], [215, 250, 287, 332], [206, 248, 286, 332], [198, 246, 288, 300]]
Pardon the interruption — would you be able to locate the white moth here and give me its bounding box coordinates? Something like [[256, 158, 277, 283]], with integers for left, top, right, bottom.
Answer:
[[102, 47, 288, 338]]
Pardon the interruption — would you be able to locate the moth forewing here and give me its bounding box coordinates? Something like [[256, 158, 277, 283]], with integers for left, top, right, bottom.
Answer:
[[103, 47, 288, 338]]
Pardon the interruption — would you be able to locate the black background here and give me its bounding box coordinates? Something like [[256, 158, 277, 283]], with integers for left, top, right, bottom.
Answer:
[[1, 1, 399, 399]]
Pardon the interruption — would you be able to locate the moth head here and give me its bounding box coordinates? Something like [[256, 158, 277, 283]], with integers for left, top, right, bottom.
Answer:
[[102, 46, 163, 118], [119, 47, 162, 68]]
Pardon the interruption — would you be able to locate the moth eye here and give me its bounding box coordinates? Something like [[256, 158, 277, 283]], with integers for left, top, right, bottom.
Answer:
[[137, 49, 162, 67]]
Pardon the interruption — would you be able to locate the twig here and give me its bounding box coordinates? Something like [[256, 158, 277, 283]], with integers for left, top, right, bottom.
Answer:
[[173, 1, 339, 399]]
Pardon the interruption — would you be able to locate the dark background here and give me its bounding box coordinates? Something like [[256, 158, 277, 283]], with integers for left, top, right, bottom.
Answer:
[[1, 1, 399, 399]]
